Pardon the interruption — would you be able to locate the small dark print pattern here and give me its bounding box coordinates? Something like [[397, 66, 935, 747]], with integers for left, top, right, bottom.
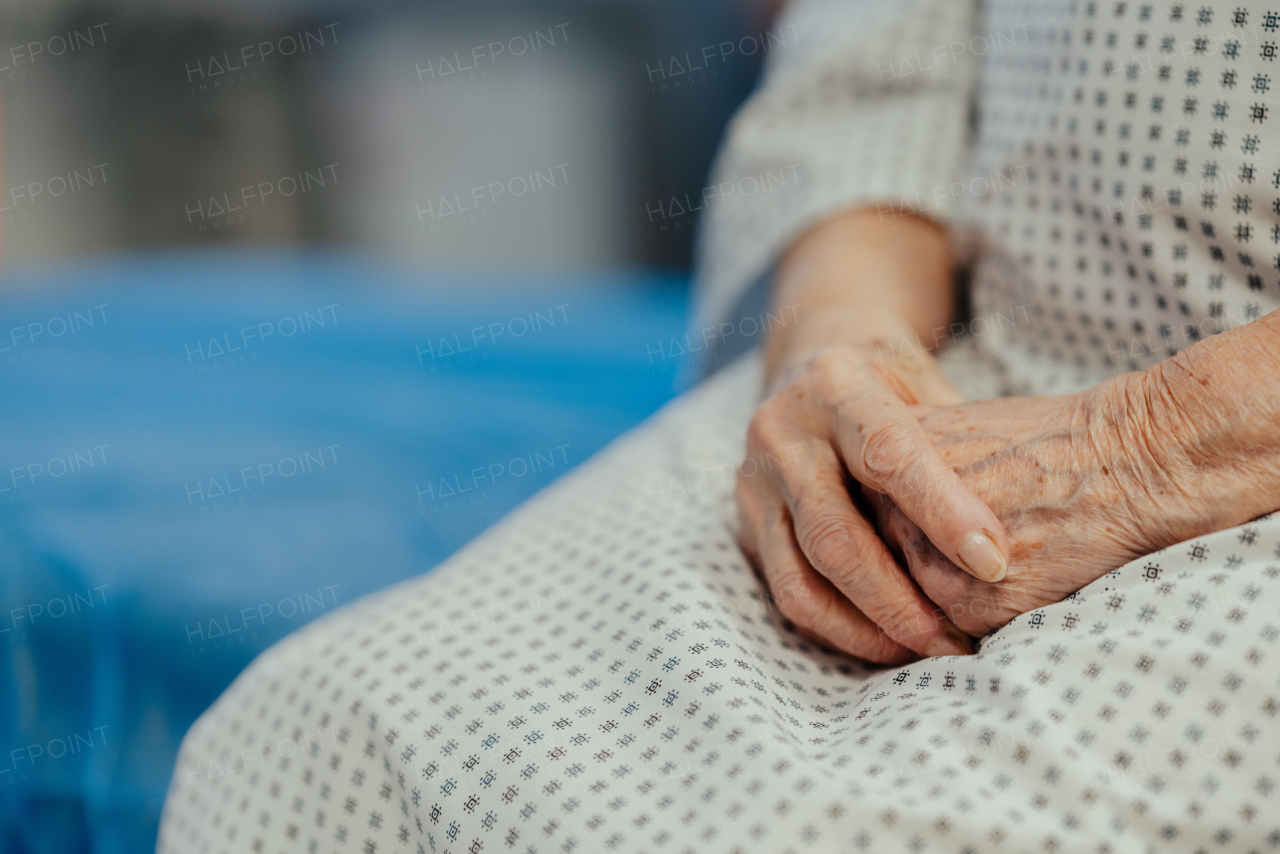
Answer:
[[965, 0, 1280, 394], [162, 2, 1280, 852], [160, 358, 1280, 854]]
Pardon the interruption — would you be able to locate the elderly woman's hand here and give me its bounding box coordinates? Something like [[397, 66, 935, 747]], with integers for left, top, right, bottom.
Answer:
[[865, 366, 1250, 638], [736, 344, 1012, 663], [737, 207, 1022, 664]]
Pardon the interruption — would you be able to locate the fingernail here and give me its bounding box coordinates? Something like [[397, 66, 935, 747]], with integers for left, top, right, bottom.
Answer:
[[925, 633, 973, 658], [956, 529, 1007, 582]]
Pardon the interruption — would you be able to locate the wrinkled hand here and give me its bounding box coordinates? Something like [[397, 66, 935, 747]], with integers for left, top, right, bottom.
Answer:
[[736, 346, 1013, 664], [866, 379, 1189, 637]]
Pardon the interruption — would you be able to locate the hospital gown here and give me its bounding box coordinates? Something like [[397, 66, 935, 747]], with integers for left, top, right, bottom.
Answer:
[[158, 2, 1280, 851]]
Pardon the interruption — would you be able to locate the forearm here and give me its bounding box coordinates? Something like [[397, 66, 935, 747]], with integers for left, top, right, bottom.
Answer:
[[764, 208, 958, 390], [1127, 309, 1280, 537]]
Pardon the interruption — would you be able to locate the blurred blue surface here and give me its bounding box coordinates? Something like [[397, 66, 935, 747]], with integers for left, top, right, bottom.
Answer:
[[0, 249, 690, 853]]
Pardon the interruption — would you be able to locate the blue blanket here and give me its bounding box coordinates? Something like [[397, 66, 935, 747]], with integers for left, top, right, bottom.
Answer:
[[0, 249, 690, 853]]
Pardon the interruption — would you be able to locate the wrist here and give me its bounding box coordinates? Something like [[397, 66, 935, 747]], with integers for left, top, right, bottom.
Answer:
[[766, 337, 963, 406], [1090, 337, 1280, 551], [763, 206, 958, 397], [765, 307, 919, 384], [1146, 318, 1280, 523], [1081, 370, 1201, 552]]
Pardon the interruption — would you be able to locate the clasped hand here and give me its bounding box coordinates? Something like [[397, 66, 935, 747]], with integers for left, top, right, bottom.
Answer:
[[737, 345, 1180, 663]]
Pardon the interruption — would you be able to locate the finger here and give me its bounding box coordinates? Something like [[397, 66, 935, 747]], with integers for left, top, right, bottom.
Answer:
[[861, 490, 975, 655], [737, 468, 912, 662], [776, 447, 973, 658], [823, 358, 1011, 582], [867, 489, 997, 639], [862, 487, 908, 564], [759, 498, 915, 664]]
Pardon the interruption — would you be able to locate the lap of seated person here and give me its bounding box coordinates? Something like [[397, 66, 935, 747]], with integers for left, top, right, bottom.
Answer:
[[158, 355, 1280, 854]]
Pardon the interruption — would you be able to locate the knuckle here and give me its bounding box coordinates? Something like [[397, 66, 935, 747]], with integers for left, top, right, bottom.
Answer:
[[771, 581, 816, 628], [809, 352, 857, 398], [859, 420, 917, 485], [855, 623, 901, 661], [810, 345, 866, 375], [847, 617, 908, 664], [828, 562, 877, 602], [868, 597, 928, 642], [782, 347, 864, 403], [795, 510, 854, 573], [745, 406, 784, 453], [867, 634, 911, 664]]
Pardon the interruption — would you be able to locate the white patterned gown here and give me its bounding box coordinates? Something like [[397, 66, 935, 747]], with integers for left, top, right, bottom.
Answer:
[[159, 2, 1280, 852]]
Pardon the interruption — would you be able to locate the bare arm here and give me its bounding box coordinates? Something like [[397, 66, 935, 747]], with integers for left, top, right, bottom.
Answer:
[[762, 209, 957, 391], [765, 207, 958, 397]]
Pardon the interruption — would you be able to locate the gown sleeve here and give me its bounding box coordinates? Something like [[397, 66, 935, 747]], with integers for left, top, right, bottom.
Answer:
[[690, 0, 982, 373]]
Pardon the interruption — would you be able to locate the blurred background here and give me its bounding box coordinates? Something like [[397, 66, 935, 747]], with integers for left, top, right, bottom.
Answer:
[[1, 0, 777, 269], [0, 0, 780, 850]]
